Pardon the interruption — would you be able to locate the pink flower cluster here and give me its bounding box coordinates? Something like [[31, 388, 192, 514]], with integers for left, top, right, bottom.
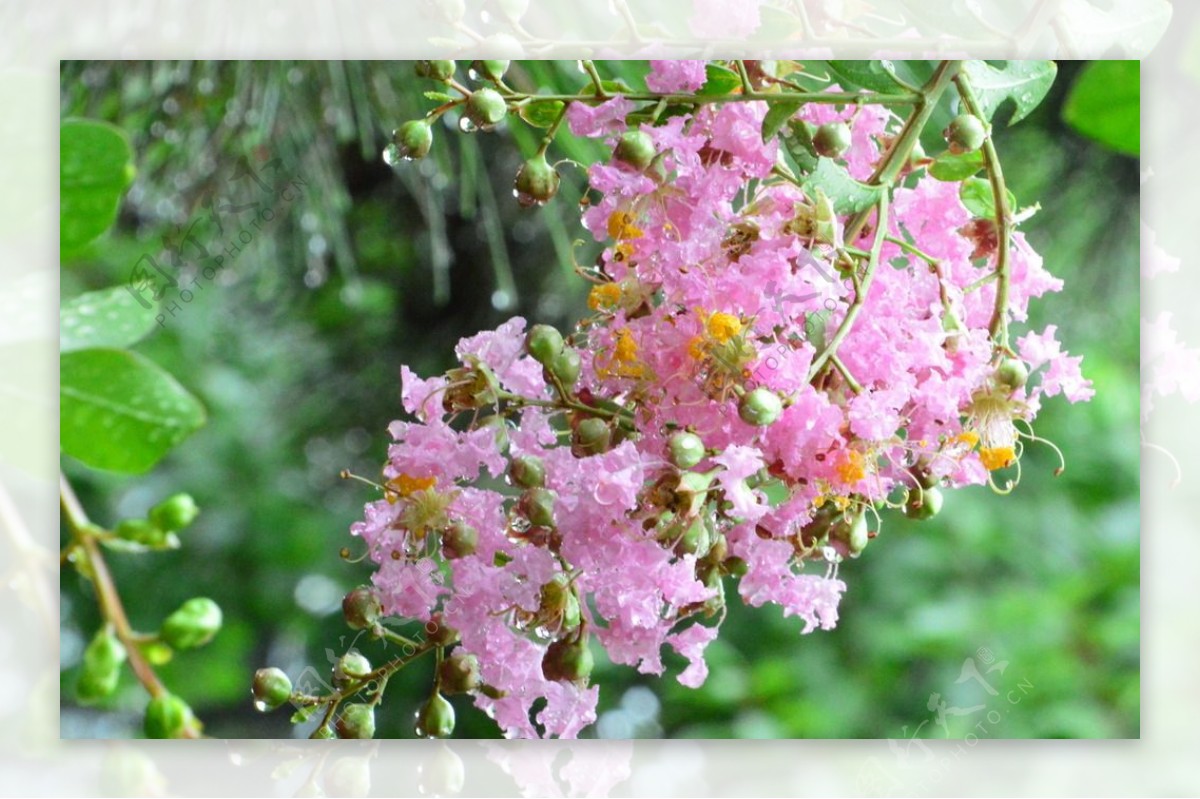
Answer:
[[351, 95, 1092, 738]]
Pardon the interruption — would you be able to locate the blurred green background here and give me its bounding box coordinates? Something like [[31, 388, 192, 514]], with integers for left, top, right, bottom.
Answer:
[[59, 61, 1139, 739]]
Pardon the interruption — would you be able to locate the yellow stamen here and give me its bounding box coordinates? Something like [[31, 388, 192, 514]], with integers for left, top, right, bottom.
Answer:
[[980, 446, 1016, 471], [607, 210, 643, 241], [386, 473, 437, 501], [588, 283, 622, 311], [835, 450, 866, 484], [706, 312, 743, 344]]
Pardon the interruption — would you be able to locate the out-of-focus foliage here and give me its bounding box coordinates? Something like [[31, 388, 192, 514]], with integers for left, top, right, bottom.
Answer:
[[59, 61, 1138, 739]]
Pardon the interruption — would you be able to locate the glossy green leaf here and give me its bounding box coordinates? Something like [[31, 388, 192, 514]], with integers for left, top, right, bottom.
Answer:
[[962, 60, 1057, 126], [780, 120, 818, 174], [826, 61, 907, 94], [60, 119, 135, 257], [929, 149, 985, 181], [1063, 61, 1139, 156], [762, 100, 803, 141], [959, 176, 1017, 219], [697, 64, 742, 96], [60, 348, 206, 474], [518, 99, 565, 129], [802, 158, 884, 214], [60, 286, 159, 353]]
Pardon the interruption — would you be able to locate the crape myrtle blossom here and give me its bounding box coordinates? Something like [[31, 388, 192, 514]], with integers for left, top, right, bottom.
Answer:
[[348, 89, 1092, 739]]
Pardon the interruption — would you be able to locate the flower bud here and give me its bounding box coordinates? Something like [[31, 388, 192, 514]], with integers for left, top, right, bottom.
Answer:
[[415, 692, 456, 738], [77, 628, 127, 704], [149, 493, 199, 532], [473, 59, 510, 82], [738, 388, 783, 426], [465, 88, 507, 130], [541, 636, 594, 683], [415, 60, 456, 82], [438, 652, 482, 694], [514, 154, 560, 207], [995, 357, 1029, 391], [252, 667, 293, 711], [342, 586, 383, 631], [813, 121, 852, 158], [392, 119, 433, 161], [904, 486, 944, 520], [518, 487, 557, 528], [668, 431, 705, 469], [525, 324, 564, 366], [508, 454, 546, 489], [613, 130, 656, 171], [546, 348, 581, 387], [114, 518, 167, 547], [427, 613, 461, 646], [945, 113, 987, 154], [724, 556, 749, 577], [336, 651, 373, 682], [832, 511, 870, 556], [144, 693, 196, 739], [441, 521, 478, 560], [159, 597, 222, 650], [572, 417, 611, 457], [336, 703, 376, 739]]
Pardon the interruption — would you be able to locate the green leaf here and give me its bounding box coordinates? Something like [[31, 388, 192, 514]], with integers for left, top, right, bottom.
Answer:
[[1063, 61, 1139, 156], [805, 309, 833, 351], [959, 176, 1017, 218], [60, 119, 135, 257], [802, 158, 884, 214], [780, 120, 818, 174], [60, 286, 159, 353], [697, 64, 743, 97], [762, 100, 803, 141], [826, 61, 908, 94], [962, 60, 1057, 126], [929, 149, 985, 181], [518, 99, 565, 129], [60, 348, 206, 474]]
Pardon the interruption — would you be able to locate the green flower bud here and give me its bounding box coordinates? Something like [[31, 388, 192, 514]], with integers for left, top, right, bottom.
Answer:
[[572, 417, 611, 457], [739, 388, 783, 426], [342, 586, 383, 631], [252, 667, 293, 711], [438, 652, 482, 694], [613, 130, 656, 171], [673, 515, 712, 557], [416, 60, 456, 82], [391, 119, 433, 161], [508, 454, 546, 489], [144, 693, 196, 739], [441, 521, 478, 560], [149, 493, 199, 532], [525, 323, 565, 366], [415, 692, 456, 738], [427, 613, 461, 647], [77, 628, 127, 704], [159, 597, 222, 650], [114, 518, 167, 547], [547, 348, 581, 387], [832, 511, 870, 556], [813, 121, 852, 158], [996, 357, 1029, 391], [514, 154, 561, 208], [518, 487, 557, 529], [645, 150, 671, 184], [336, 703, 376, 739], [904, 485, 944, 520], [473, 59, 510, 82], [668, 431, 706, 470], [724, 556, 749, 578], [465, 88, 507, 130], [945, 113, 987, 154], [336, 651, 373, 682], [541, 636, 594, 683]]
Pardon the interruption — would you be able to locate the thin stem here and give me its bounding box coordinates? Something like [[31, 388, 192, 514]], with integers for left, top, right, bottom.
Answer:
[[830, 354, 864, 394], [61, 475, 200, 732], [734, 60, 755, 94], [807, 193, 890, 382], [503, 90, 919, 107], [954, 71, 1012, 344], [307, 639, 437, 738], [580, 60, 607, 98], [885, 234, 939, 265], [536, 104, 568, 158]]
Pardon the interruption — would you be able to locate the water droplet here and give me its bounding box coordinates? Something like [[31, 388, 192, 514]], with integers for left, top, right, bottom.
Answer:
[[459, 116, 478, 134], [252, 699, 270, 713], [491, 288, 515, 311], [467, 68, 481, 82], [382, 143, 403, 166]]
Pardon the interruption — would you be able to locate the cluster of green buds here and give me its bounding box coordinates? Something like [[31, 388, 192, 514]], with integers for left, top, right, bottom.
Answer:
[[110, 492, 199, 550]]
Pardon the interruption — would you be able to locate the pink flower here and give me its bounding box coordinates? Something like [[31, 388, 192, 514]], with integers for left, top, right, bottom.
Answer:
[[566, 95, 635, 138], [669, 623, 719, 688], [646, 60, 707, 93]]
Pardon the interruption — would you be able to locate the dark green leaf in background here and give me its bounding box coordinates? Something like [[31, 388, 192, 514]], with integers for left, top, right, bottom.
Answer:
[[60, 119, 135, 257], [962, 60, 1057, 125], [1063, 61, 1139, 156]]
